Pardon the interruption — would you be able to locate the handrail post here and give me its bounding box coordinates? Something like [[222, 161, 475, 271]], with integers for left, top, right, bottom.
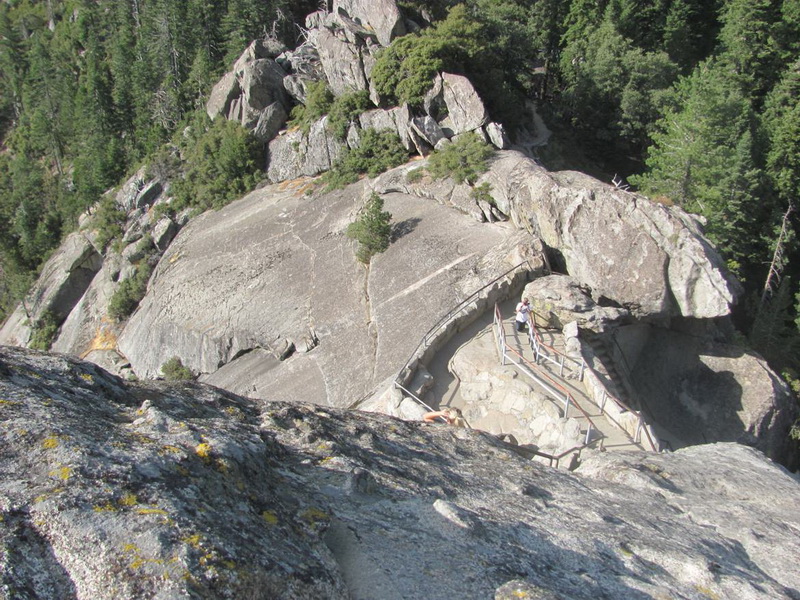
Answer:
[[584, 424, 592, 446], [564, 395, 570, 418], [559, 354, 565, 377]]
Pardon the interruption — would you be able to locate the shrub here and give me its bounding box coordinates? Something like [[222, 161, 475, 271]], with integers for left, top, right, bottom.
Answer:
[[327, 90, 372, 139], [371, 5, 485, 107], [92, 196, 127, 252], [171, 115, 262, 213], [347, 193, 393, 264], [29, 310, 60, 351], [287, 80, 334, 133], [322, 129, 408, 190], [108, 262, 154, 321], [427, 133, 494, 184], [161, 356, 194, 381], [406, 167, 425, 183], [471, 182, 494, 205]]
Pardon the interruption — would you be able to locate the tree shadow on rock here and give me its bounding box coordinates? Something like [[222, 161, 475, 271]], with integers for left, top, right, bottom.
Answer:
[[391, 217, 421, 243]]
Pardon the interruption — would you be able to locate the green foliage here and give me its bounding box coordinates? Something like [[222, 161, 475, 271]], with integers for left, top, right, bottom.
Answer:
[[29, 311, 60, 351], [371, 5, 485, 107], [471, 182, 494, 205], [560, 17, 679, 149], [322, 129, 408, 190], [427, 133, 494, 185], [92, 196, 127, 253], [630, 59, 767, 281], [107, 262, 154, 322], [327, 91, 372, 139], [171, 115, 262, 213], [406, 167, 425, 183], [347, 193, 393, 264], [287, 80, 333, 133], [161, 356, 194, 381]]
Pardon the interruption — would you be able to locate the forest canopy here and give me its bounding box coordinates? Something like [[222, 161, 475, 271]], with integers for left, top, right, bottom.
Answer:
[[0, 0, 799, 383]]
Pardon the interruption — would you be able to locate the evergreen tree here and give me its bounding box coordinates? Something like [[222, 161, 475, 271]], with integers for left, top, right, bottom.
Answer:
[[717, 0, 783, 105], [630, 59, 767, 280], [347, 193, 393, 264]]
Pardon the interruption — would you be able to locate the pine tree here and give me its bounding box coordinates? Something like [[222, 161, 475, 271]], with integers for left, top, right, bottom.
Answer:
[[347, 193, 393, 264]]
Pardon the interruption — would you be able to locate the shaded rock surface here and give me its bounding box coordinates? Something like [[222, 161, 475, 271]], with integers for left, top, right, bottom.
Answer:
[[116, 176, 529, 407], [0, 233, 103, 347], [625, 325, 800, 470], [521, 274, 630, 332], [1, 346, 798, 600]]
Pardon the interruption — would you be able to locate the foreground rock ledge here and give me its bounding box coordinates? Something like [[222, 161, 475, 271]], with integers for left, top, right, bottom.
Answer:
[[1, 347, 798, 600]]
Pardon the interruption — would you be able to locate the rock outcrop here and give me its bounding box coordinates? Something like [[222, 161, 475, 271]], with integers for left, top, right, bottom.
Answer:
[[0, 233, 102, 347], [334, 0, 406, 47], [481, 152, 740, 319], [623, 325, 800, 470], [520, 274, 630, 332], [116, 176, 532, 407], [206, 41, 290, 142], [266, 116, 347, 181], [1, 346, 798, 599]]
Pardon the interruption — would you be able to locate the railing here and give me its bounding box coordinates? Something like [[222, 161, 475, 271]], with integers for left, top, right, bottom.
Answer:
[[394, 260, 535, 387], [393, 381, 436, 413], [494, 304, 599, 449], [349, 259, 537, 411], [501, 303, 659, 452], [526, 311, 586, 380]]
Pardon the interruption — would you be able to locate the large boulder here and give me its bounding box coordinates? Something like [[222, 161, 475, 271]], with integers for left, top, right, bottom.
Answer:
[[116, 175, 531, 407], [206, 48, 290, 142], [333, 0, 406, 47], [278, 41, 326, 104], [1, 346, 799, 600], [266, 116, 348, 182], [0, 233, 103, 347], [625, 325, 800, 469], [521, 274, 630, 332], [439, 73, 489, 135], [309, 28, 370, 96], [482, 152, 740, 319]]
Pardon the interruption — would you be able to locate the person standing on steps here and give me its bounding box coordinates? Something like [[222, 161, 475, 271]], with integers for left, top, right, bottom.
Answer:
[[515, 298, 531, 332]]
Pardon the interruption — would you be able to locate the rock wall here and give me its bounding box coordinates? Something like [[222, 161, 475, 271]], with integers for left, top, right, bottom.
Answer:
[[1, 346, 798, 599], [116, 177, 532, 407], [482, 152, 741, 319], [628, 326, 800, 470]]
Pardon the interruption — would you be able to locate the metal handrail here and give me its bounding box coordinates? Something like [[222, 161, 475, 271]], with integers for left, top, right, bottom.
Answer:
[[494, 304, 599, 448], [496, 303, 662, 452], [393, 381, 436, 413], [394, 260, 535, 386], [526, 314, 586, 380]]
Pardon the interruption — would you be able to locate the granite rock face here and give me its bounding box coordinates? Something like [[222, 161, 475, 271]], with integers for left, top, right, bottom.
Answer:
[[206, 44, 290, 142], [116, 176, 531, 407], [0, 233, 102, 347], [625, 325, 800, 470], [333, 0, 406, 46], [266, 116, 347, 181], [521, 274, 630, 332], [482, 152, 740, 319], [1, 346, 798, 600]]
